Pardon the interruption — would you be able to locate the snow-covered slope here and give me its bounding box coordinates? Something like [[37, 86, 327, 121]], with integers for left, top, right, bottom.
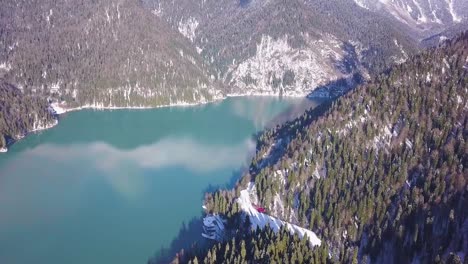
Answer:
[[353, 0, 468, 26], [237, 184, 322, 247]]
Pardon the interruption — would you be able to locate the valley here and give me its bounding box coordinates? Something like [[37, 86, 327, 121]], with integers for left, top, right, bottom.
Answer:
[[0, 1, 467, 264], [0, 96, 322, 264]]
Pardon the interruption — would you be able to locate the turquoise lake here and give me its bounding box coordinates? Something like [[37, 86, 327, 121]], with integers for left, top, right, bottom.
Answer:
[[0, 96, 322, 264]]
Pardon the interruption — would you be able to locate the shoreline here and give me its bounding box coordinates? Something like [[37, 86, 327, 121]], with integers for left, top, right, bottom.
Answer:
[[227, 90, 331, 99], [1, 96, 226, 153], [52, 91, 320, 115], [51, 96, 226, 115], [2, 92, 320, 153], [227, 92, 307, 98]]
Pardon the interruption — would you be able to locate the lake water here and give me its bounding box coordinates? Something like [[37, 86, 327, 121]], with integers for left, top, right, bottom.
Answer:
[[0, 97, 321, 264]]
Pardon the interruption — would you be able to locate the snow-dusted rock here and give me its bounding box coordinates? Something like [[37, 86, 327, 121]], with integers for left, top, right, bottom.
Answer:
[[227, 34, 345, 97]]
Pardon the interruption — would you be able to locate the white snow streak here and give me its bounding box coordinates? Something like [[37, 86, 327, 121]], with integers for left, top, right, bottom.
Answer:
[[178, 17, 199, 42], [237, 184, 322, 247]]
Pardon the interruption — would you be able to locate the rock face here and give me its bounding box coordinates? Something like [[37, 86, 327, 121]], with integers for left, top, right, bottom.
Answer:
[[227, 34, 347, 96]]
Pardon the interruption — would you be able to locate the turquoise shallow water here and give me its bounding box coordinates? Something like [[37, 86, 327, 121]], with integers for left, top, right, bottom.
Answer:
[[0, 97, 320, 264]]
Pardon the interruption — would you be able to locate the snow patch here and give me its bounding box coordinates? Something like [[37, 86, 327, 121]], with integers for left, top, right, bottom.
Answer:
[[151, 3, 163, 17], [178, 17, 199, 42], [50, 81, 62, 93], [313, 167, 321, 179], [412, 0, 427, 23], [405, 139, 413, 149], [406, 4, 413, 13], [0, 62, 12, 72], [46, 9, 53, 24], [353, 0, 369, 9], [372, 125, 393, 150], [273, 193, 285, 217], [393, 39, 408, 64], [446, 0, 462, 23], [30, 119, 58, 133], [237, 184, 322, 246], [426, 73, 432, 83]]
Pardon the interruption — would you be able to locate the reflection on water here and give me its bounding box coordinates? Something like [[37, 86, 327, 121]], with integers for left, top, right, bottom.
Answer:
[[0, 97, 322, 264]]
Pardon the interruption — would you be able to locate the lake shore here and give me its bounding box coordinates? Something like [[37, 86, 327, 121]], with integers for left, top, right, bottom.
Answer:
[[2, 92, 321, 153], [0, 96, 304, 264]]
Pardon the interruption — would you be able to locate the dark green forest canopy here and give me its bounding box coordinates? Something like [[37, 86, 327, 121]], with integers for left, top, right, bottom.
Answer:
[[147, 0, 419, 82], [0, 0, 219, 108], [173, 33, 467, 264], [2, 0, 420, 110], [0, 79, 55, 149]]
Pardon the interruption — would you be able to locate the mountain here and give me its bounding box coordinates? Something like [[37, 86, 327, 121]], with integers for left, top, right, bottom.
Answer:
[[0, 0, 220, 109], [169, 33, 467, 263], [352, 0, 468, 36], [145, 0, 419, 97], [0, 79, 56, 151]]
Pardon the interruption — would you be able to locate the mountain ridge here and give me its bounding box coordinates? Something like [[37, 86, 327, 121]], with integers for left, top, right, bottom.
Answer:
[[1, 0, 221, 109], [147, 0, 420, 97], [168, 32, 467, 264]]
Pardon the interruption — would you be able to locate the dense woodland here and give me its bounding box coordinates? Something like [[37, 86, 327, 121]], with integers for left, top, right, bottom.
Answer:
[[1, 0, 466, 149], [0, 0, 218, 108], [174, 33, 468, 263], [148, 0, 419, 92], [0, 79, 55, 149], [1, 0, 467, 262], [175, 225, 330, 264], [0, 0, 422, 108]]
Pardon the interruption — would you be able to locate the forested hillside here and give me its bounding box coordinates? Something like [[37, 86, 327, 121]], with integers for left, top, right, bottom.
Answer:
[[146, 0, 418, 96], [0, 79, 56, 151], [0, 0, 220, 108], [171, 33, 468, 264]]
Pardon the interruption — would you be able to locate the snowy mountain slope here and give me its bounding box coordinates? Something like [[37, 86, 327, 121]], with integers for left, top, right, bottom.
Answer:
[[353, 0, 468, 30], [244, 33, 468, 263], [237, 184, 322, 246], [189, 32, 468, 264], [145, 0, 418, 96], [201, 184, 322, 247], [173, 33, 468, 264]]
